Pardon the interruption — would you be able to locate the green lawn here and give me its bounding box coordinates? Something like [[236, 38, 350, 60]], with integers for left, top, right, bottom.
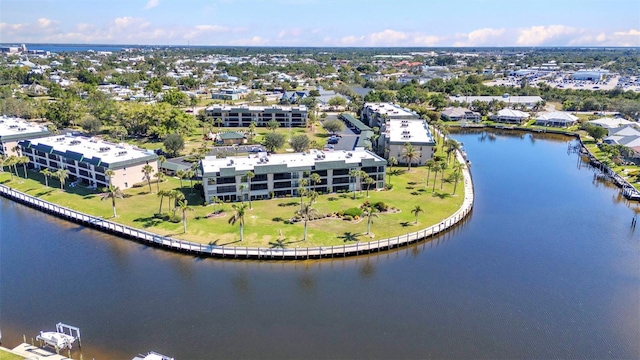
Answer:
[[0, 348, 24, 360], [0, 158, 465, 248]]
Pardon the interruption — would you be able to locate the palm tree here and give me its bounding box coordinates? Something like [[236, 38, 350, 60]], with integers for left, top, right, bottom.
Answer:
[[176, 169, 186, 189], [100, 184, 124, 218], [297, 186, 308, 209], [40, 168, 52, 187], [142, 164, 154, 193], [425, 159, 436, 187], [296, 203, 318, 241], [349, 169, 360, 199], [411, 205, 424, 224], [5, 156, 17, 180], [175, 199, 194, 233], [157, 189, 170, 214], [171, 190, 185, 217], [105, 169, 115, 186], [18, 156, 29, 178], [187, 169, 195, 194], [362, 203, 378, 235], [154, 171, 165, 193], [364, 176, 375, 197], [401, 142, 418, 171], [307, 190, 318, 206], [228, 203, 248, 241], [0, 155, 5, 173], [359, 171, 368, 195], [309, 172, 321, 193], [55, 168, 69, 190], [432, 159, 442, 192], [238, 184, 247, 204], [245, 171, 255, 209], [439, 161, 448, 190], [445, 139, 461, 164], [387, 157, 397, 184]]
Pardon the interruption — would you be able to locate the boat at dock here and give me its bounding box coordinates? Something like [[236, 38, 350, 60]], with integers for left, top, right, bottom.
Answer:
[[132, 351, 175, 360], [35, 323, 81, 352]]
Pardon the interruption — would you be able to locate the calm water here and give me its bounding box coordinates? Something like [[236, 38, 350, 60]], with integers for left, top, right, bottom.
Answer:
[[1, 132, 639, 359]]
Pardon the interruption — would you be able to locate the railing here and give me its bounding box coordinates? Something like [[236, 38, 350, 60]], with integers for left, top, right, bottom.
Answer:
[[0, 150, 474, 260]]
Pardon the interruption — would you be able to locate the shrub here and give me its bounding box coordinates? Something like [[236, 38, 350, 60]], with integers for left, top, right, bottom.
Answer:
[[169, 214, 181, 223], [343, 207, 363, 217], [386, 184, 394, 190], [374, 201, 388, 212], [343, 215, 353, 221]]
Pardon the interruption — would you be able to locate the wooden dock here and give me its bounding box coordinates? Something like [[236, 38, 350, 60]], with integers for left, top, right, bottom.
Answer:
[[0, 151, 474, 260]]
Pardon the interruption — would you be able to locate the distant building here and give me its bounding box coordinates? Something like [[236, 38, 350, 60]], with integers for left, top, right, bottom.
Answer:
[[571, 69, 609, 81], [200, 148, 386, 202], [205, 104, 308, 128], [441, 107, 481, 122], [18, 134, 158, 189], [449, 94, 543, 109], [589, 117, 636, 131], [0, 116, 50, 157], [216, 131, 247, 145], [211, 88, 248, 101], [534, 112, 579, 127]]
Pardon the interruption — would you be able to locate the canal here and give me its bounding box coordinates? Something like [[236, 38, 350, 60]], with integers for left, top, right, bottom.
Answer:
[[1, 131, 638, 359]]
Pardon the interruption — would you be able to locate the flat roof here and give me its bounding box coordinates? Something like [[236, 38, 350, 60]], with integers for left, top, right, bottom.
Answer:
[[450, 95, 543, 104], [202, 148, 384, 176], [205, 104, 307, 112], [386, 118, 436, 145], [0, 116, 50, 141], [340, 113, 372, 131], [363, 103, 419, 119], [21, 134, 157, 168]]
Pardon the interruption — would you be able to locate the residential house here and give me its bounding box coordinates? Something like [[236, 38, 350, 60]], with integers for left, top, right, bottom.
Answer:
[[441, 107, 482, 122], [490, 109, 530, 124], [534, 111, 579, 127]]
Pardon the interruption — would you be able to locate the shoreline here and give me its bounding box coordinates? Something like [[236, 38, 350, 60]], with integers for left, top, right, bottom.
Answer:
[[0, 150, 474, 260]]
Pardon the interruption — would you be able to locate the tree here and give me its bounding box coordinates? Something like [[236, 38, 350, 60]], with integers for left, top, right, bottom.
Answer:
[[175, 199, 194, 233], [100, 185, 124, 218], [245, 171, 255, 209], [322, 119, 345, 134], [80, 115, 102, 135], [176, 169, 186, 188], [228, 203, 248, 241], [425, 159, 435, 187], [157, 189, 170, 214], [364, 176, 376, 197], [439, 161, 448, 190], [239, 184, 247, 204], [309, 173, 322, 193], [362, 203, 378, 235], [296, 203, 319, 241], [161, 88, 189, 106], [349, 169, 361, 199], [105, 169, 115, 186], [584, 123, 608, 142], [401, 142, 418, 171], [164, 133, 185, 157], [187, 169, 195, 194], [411, 205, 424, 224], [55, 168, 69, 190], [154, 171, 165, 193], [263, 132, 286, 152], [297, 185, 308, 210], [445, 139, 461, 164], [18, 156, 29, 178], [328, 96, 347, 108], [142, 164, 154, 193], [171, 190, 185, 217], [387, 157, 398, 185], [307, 190, 319, 206], [40, 168, 52, 187], [290, 134, 310, 152], [5, 156, 17, 180], [267, 119, 280, 132]]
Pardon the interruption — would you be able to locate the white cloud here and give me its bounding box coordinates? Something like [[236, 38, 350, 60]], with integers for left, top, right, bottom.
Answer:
[[229, 36, 270, 46], [454, 28, 507, 46], [516, 25, 579, 46], [329, 29, 441, 47], [144, 0, 159, 10]]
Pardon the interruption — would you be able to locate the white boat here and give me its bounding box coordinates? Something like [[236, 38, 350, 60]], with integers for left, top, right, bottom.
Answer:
[[36, 331, 76, 350], [132, 351, 175, 360]]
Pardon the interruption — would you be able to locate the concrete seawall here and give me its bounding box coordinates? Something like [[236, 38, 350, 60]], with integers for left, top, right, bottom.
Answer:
[[0, 150, 474, 260]]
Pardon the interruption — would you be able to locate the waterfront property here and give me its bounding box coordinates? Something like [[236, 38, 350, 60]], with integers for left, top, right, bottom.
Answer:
[[204, 104, 308, 127], [441, 107, 482, 122], [18, 134, 158, 189], [380, 118, 436, 165], [589, 117, 636, 130], [490, 108, 530, 124], [534, 111, 579, 127], [0, 116, 50, 157], [201, 148, 386, 202]]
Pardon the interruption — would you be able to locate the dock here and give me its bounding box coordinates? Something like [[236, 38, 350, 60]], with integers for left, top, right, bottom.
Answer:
[[5, 343, 71, 360]]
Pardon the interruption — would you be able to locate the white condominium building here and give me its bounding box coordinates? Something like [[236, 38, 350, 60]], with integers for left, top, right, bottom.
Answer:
[[361, 103, 420, 128], [201, 148, 386, 203], [19, 134, 158, 189], [0, 116, 50, 157], [204, 104, 308, 128], [380, 118, 436, 166]]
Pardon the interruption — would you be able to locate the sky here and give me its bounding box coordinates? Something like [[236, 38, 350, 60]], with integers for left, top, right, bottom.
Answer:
[[1, 0, 639, 47]]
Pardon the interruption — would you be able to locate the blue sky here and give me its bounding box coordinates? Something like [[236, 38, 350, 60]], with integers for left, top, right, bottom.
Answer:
[[1, 0, 639, 46]]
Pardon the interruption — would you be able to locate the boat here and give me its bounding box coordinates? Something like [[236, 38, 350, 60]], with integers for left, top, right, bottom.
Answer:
[[35, 323, 81, 352], [132, 351, 175, 360]]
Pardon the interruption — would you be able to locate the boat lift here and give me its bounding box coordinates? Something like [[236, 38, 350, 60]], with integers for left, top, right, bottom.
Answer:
[[36, 322, 81, 353]]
